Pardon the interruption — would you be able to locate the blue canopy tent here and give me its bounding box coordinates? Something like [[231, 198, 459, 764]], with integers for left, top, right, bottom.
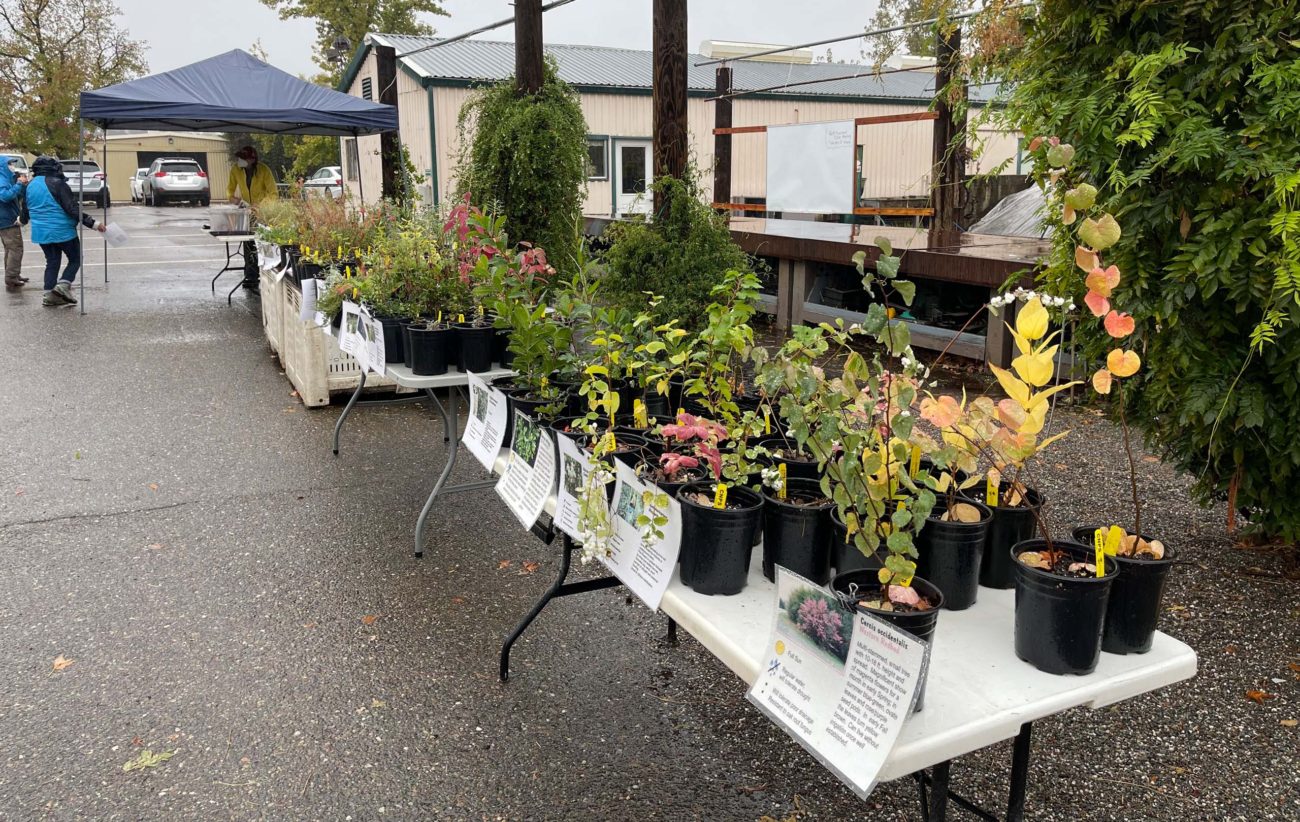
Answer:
[[74, 49, 398, 312]]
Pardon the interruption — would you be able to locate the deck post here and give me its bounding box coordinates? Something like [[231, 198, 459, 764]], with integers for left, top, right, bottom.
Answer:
[[713, 65, 733, 210]]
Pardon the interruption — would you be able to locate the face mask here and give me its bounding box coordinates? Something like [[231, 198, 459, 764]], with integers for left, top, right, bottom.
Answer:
[[236, 158, 249, 169]]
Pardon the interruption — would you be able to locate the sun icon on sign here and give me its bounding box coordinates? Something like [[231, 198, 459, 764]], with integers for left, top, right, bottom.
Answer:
[[774, 640, 786, 655]]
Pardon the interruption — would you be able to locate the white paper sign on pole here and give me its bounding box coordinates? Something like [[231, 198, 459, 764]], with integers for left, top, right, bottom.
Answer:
[[274, 258, 291, 283], [299, 278, 319, 322], [495, 408, 557, 530], [601, 459, 682, 611], [554, 433, 594, 542], [462, 372, 509, 470], [747, 568, 929, 800], [765, 120, 856, 214], [339, 301, 361, 356]]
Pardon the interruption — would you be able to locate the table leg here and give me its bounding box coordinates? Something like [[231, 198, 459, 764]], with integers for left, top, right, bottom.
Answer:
[[1006, 722, 1033, 822], [500, 536, 573, 683], [666, 617, 678, 646], [332, 371, 367, 456], [414, 387, 458, 559], [929, 760, 952, 822]]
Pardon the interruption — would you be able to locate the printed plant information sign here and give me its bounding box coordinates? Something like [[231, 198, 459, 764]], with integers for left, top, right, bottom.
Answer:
[[747, 568, 929, 799], [601, 459, 682, 611], [495, 409, 557, 530], [463, 372, 508, 470], [553, 432, 592, 542]]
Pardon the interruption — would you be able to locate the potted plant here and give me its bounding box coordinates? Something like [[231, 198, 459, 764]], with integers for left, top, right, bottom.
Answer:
[[1031, 136, 1176, 655]]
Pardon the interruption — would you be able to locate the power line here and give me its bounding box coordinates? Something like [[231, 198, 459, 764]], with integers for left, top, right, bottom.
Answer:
[[397, 0, 579, 59]]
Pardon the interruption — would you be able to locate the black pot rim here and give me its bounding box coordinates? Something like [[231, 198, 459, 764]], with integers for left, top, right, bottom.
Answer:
[[962, 481, 1045, 512], [928, 497, 994, 526], [1011, 538, 1118, 582], [832, 571, 946, 614], [763, 478, 832, 510], [677, 480, 762, 512], [1069, 524, 1177, 565]]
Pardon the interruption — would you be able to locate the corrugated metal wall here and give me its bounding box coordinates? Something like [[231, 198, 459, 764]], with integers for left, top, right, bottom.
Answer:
[[408, 85, 1020, 218], [91, 134, 232, 202]]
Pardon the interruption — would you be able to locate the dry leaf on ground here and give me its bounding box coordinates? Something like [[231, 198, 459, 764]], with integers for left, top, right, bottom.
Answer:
[[1281, 719, 1297, 728], [450, 596, 466, 605], [52, 655, 75, 672], [360, 615, 378, 626], [122, 749, 173, 773], [147, 483, 159, 491], [1245, 689, 1275, 704], [497, 560, 512, 570], [521, 561, 540, 574]]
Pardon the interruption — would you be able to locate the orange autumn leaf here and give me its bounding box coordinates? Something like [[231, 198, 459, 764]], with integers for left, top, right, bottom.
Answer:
[[1075, 245, 1099, 272], [1092, 368, 1113, 395], [1104, 310, 1136, 338], [1085, 265, 1121, 297], [52, 655, 75, 672], [1084, 290, 1110, 317], [1245, 689, 1276, 704], [496, 559, 512, 570], [521, 561, 540, 574], [1107, 349, 1141, 378], [360, 615, 379, 626], [920, 395, 963, 428]]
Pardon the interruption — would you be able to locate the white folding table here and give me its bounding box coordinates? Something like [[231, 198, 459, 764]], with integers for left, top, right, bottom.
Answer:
[[208, 231, 256, 304], [332, 363, 514, 556]]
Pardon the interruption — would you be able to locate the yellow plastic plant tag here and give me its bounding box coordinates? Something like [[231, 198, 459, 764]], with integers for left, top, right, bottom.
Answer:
[[896, 570, 914, 588], [477, 304, 484, 317], [909, 445, 921, 478], [1104, 525, 1123, 556], [764, 411, 771, 435], [986, 476, 1000, 507], [457, 313, 465, 323], [336, 244, 342, 259], [778, 463, 787, 499], [436, 310, 442, 323], [713, 483, 728, 510], [1093, 529, 1106, 578], [345, 266, 352, 278], [351, 287, 358, 300], [633, 399, 648, 428], [677, 407, 685, 418]]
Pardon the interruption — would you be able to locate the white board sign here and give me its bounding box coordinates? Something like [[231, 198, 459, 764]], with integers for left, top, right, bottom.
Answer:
[[495, 409, 558, 530], [299, 278, 319, 323], [359, 304, 386, 377], [463, 372, 509, 470], [747, 568, 929, 800], [339, 301, 361, 356], [765, 120, 856, 214], [601, 459, 682, 611]]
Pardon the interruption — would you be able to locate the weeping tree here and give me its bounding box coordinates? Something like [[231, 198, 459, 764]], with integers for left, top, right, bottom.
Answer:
[[981, 0, 1300, 540], [455, 57, 587, 271]]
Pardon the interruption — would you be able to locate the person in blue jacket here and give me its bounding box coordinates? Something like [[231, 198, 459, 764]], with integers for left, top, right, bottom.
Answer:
[[26, 156, 106, 306], [0, 157, 28, 289]]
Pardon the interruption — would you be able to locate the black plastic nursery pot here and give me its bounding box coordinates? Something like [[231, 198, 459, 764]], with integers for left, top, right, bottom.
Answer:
[[455, 323, 495, 373], [1071, 525, 1176, 655], [830, 507, 885, 575], [830, 570, 944, 711], [762, 479, 834, 584], [677, 482, 763, 595], [492, 326, 513, 367], [645, 392, 672, 418], [1012, 539, 1118, 675], [378, 316, 405, 364], [915, 499, 993, 611], [400, 320, 420, 369], [755, 435, 821, 483], [406, 325, 452, 377], [962, 482, 1044, 589]]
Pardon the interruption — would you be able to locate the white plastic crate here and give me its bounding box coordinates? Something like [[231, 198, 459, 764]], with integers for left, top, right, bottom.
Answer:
[[278, 283, 395, 407], [259, 268, 284, 357]]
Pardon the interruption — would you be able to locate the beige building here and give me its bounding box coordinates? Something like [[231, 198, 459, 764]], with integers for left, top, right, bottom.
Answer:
[[83, 132, 233, 203], [338, 34, 1021, 216]]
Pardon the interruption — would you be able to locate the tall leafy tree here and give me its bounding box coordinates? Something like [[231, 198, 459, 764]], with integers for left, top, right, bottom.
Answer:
[[868, 0, 971, 60], [0, 0, 146, 155], [259, 0, 447, 78], [988, 0, 1300, 539]]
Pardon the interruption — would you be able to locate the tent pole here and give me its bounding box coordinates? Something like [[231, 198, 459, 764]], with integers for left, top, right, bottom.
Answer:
[[103, 129, 109, 284], [354, 131, 365, 214], [78, 119, 85, 315]]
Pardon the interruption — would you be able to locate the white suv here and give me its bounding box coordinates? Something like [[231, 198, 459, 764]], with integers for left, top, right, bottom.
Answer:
[[59, 159, 110, 208], [142, 158, 210, 207]]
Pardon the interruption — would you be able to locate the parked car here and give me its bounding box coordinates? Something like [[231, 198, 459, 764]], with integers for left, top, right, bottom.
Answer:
[[141, 158, 210, 206], [302, 165, 343, 198], [129, 167, 149, 203], [58, 159, 110, 208]]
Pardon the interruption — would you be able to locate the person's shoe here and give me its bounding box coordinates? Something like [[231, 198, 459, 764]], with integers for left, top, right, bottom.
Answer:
[[52, 281, 78, 304], [42, 291, 63, 306], [4, 280, 21, 290]]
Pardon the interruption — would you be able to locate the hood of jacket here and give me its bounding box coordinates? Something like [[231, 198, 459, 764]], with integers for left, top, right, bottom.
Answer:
[[0, 160, 13, 187], [31, 156, 64, 178]]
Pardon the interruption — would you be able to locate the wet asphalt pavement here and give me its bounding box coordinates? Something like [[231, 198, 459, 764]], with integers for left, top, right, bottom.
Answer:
[[1, 206, 1296, 821]]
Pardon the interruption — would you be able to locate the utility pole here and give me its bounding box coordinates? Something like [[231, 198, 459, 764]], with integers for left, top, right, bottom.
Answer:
[[712, 65, 733, 209], [515, 0, 544, 94], [652, 0, 689, 205], [930, 25, 966, 238], [375, 44, 402, 201]]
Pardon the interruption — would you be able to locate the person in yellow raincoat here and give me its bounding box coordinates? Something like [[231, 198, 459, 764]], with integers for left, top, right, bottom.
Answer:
[[227, 145, 277, 291]]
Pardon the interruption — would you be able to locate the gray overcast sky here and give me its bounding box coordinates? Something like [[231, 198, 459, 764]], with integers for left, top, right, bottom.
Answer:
[[112, 0, 881, 76]]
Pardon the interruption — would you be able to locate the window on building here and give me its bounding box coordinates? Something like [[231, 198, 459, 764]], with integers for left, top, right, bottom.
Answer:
[[344, 138, 359, 181], [361, 77, 374, 101], [586, 137, 608, 180]]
